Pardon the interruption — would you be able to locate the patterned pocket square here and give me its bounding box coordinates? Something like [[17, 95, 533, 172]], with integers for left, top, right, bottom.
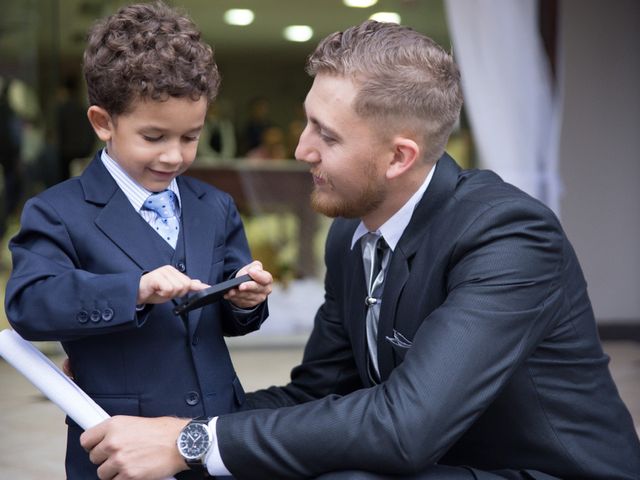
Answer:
[[385, 329, 413, 349]]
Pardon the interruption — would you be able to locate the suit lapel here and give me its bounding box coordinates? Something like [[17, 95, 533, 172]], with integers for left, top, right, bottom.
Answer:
[[377, 154, 462, 380], [179, 177, 216, 335], [82, 155, 165, 272], [377, 249, 410, 380]]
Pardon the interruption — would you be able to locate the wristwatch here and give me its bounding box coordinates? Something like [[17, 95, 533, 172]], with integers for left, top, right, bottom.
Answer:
[[177, 417, 213, 473]]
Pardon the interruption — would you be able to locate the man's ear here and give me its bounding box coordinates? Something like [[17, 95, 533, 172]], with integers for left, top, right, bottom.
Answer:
[[386, 136, 420, 180], [87, 106, 113, 142]]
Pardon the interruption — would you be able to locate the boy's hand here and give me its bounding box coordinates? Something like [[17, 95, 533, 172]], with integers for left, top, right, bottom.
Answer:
[[225, 260, 273, 309], [137, 265, 209, 305]]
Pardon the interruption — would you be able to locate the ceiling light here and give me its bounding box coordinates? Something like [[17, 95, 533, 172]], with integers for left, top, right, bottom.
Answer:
[[283, 25, 313, 42], [223, 9, 255, 26], [343, 0, 378, 7], [369, 12, 402, 24]]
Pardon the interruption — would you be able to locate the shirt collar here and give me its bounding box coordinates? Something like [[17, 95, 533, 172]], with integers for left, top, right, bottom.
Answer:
[[351, 162, 436, 251], [100, 148, 181, 213]]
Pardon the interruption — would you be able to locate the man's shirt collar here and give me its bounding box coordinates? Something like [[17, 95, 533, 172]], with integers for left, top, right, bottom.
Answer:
[[351, 162, 436, 251]]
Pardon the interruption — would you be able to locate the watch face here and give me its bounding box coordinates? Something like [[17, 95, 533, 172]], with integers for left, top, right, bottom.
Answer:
[[178, 422, 211, 460]]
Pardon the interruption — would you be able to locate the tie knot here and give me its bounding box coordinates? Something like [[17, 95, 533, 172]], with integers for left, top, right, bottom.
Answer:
[[362, 233, 388, 257], [144, 190, 178, 219]]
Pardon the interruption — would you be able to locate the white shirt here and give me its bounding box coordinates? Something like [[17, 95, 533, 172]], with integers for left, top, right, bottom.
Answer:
[[100, 149, 181, 219], [205, 163, 436, 476]]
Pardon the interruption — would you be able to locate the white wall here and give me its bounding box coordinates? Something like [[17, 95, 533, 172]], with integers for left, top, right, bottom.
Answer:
[[559, 0, 640, 322]]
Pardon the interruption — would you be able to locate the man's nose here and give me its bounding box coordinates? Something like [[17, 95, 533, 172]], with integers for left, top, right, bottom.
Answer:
[[294, 127, 319, 164]]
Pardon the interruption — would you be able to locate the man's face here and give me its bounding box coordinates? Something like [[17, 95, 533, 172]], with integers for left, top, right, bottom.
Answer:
[[102, 96, 207, 192], [295, 74, 392, 221]]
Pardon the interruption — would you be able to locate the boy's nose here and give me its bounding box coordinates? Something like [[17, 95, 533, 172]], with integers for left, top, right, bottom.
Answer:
[[160, 144, 182, 165]]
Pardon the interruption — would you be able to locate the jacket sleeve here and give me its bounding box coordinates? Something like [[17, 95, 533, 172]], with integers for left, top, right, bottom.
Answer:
[[5, 197, 144, 341], [216, 198, 568, 478], [218, 193, 269, 336]]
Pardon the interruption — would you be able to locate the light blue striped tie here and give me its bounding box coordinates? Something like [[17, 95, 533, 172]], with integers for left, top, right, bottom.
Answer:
[[143, 190, 180, 248]]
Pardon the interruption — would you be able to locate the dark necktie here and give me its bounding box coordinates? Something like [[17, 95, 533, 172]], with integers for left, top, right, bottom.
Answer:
[[143, 190, 180, 248], [361, 232, 390, 382]]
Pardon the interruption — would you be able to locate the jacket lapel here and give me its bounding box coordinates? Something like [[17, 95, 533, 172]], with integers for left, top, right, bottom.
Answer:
[[82, 155, 165, 272], [377, 249, 410, 380], [377, 154, 462, 380]]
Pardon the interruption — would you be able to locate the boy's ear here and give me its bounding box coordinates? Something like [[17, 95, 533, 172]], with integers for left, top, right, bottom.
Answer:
[[386, 136, 420, 180], [87, 106, 113, 142]]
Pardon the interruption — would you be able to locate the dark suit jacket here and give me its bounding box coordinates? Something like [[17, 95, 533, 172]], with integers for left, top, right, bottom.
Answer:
[[216, 154, 640, 479], [5, 153, 267, 478]]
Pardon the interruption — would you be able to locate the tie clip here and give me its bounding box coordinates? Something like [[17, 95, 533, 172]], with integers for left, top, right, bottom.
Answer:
[[365, 296, 379, 306]]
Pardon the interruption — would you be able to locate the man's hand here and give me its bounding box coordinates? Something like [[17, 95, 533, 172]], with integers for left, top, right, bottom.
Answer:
[[138, 265, 209, 305], [80, 415, 189, 480], [225, 260, 273, 309]]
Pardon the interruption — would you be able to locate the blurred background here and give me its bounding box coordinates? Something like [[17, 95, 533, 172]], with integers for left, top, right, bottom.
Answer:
[[0, 0, 638, 477]]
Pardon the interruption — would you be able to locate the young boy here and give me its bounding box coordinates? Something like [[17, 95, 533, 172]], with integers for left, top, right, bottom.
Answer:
[[4, 2, 271, 478]]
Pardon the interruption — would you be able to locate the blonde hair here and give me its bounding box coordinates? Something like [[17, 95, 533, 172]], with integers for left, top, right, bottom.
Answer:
[[307, 20, 462, 162]]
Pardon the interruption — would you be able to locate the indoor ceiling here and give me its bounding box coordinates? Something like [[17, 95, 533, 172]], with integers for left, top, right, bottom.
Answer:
[[55, 0, 450, 57]]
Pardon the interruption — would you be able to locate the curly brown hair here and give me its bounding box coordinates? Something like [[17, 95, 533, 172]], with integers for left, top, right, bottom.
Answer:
[[307, 20, 462, 163], [83, 1, 219, 116]]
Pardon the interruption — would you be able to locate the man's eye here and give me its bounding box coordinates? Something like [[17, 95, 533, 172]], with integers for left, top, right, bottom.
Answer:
[[320, 132, 336, 144]]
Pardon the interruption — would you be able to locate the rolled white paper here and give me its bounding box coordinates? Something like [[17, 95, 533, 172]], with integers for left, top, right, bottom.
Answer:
[[0, 329, 109, 429], [0, 329, 176, 480]]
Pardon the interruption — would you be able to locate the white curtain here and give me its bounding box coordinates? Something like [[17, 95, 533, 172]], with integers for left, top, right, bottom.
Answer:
[[444, 0, 563, 214]]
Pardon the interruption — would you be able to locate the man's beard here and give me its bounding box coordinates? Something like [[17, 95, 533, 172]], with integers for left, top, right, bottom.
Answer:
[[310, 172, 386, 219]]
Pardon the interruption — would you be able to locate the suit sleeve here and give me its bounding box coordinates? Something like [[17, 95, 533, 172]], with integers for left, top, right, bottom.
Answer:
[[216, 199, 567, 478], [5, 197, 144, 341], [218, 193, 268, 336]]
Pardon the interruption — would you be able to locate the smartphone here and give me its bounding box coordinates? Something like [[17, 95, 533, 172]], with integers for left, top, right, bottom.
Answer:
[[173, 274, 252, 316]]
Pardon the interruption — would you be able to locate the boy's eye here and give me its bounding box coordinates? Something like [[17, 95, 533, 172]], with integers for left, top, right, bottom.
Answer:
[[143, 135, 162, 142], [183, 135, 199, 142]]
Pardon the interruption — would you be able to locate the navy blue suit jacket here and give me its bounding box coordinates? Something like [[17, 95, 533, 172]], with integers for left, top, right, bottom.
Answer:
[[6, 153, 267, 478], [216, 154, 640, 479]]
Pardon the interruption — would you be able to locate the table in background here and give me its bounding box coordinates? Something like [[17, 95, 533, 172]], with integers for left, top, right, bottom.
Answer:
[[186, 160, 319, 278]]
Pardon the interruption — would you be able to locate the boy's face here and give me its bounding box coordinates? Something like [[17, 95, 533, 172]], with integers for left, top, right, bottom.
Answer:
[[97, 96, 208, 192]]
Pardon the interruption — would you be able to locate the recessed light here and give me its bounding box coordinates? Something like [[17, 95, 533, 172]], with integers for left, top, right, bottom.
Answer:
[[223, 9, 255, 26], [343, 0, 378, 7], [283, 25, 313, 42], [369, 12, 401, 24]]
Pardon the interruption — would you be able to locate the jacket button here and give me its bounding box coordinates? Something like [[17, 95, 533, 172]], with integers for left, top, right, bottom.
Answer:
[[90, 310, 101, 323], [176, 262, 186, 272], [102, 308, 114, 322], [192, 335, 199, 346], [185, 391, 200, 406], [77, 310, 89, 324]]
